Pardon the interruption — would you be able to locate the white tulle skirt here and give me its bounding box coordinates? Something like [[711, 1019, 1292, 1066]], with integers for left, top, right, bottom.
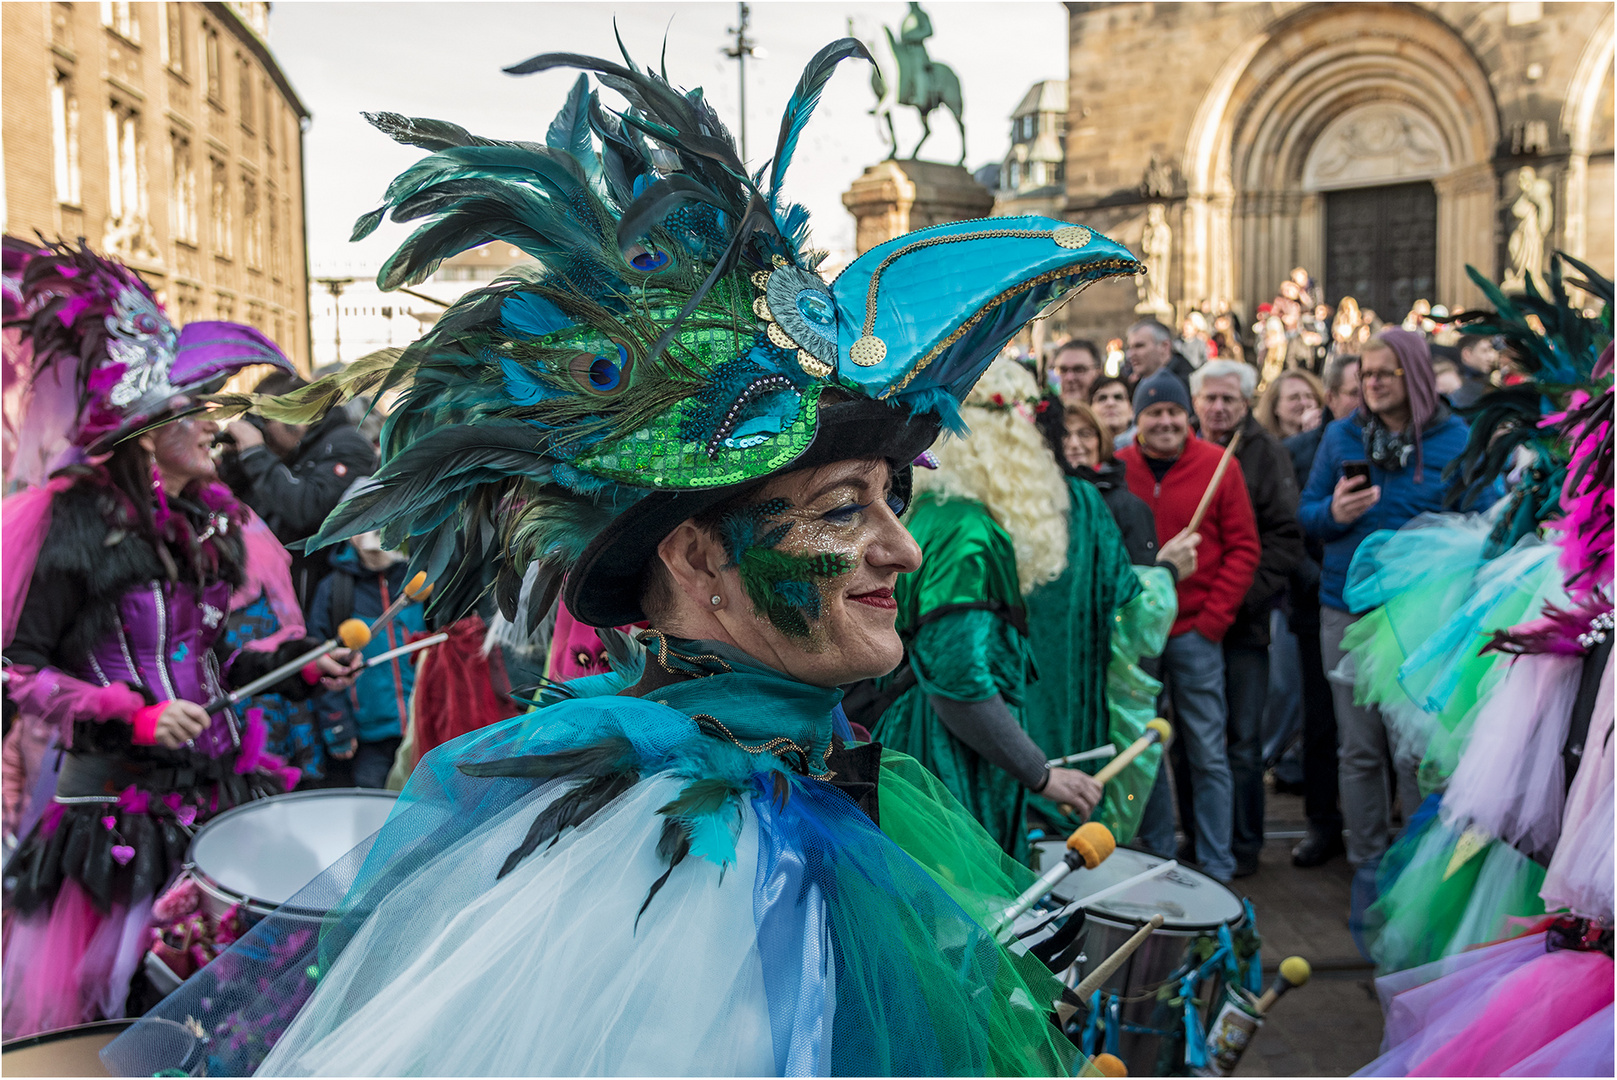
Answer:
[[258, 776, 778, 1077]]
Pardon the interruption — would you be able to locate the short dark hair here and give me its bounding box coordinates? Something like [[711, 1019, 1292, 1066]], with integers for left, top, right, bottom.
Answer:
[[1052, 338, 1101, 365], [1323, 354, 1359, 395], [1457, 334, 1489, 355], [1088, 375, 1129, 402]]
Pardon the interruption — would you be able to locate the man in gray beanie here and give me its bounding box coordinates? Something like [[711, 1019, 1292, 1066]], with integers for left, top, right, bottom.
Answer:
[[1118, 368, 1261, 882]]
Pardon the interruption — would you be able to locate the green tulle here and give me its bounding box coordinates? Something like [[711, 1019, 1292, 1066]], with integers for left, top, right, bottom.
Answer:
[[1343, 538, 1564, 789], [1368, 809, 1546, 974], [874, 748, 1097, 1076], [1092, 566, 1176, 842]]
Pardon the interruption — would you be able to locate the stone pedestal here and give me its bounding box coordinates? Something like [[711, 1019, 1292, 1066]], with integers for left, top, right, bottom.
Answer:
[[842, 159, 995, 254]]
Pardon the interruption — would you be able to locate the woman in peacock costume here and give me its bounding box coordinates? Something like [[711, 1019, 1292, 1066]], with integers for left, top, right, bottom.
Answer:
[[1336, 255, 1610, 967], [106, 39, 1142, 1077], [1357, 261, 1612, 1076]]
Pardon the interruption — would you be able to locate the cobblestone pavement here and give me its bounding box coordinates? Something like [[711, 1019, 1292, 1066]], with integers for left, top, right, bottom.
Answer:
[[1229, 790, 1383, 1077]]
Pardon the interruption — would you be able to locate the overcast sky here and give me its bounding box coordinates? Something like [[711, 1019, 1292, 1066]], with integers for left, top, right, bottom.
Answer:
[[266, 1, 1069, 274]]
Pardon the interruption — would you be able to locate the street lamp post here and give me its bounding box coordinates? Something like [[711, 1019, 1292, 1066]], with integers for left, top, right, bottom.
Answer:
[[315, 276, 354, 365], [723, 2, 757, 162]]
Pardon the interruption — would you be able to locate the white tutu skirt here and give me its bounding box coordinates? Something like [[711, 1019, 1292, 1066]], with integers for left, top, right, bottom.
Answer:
[[260, 775, 777, 1076], [1542, 649, 1614, 919], [1440, 652, 1582, 860]]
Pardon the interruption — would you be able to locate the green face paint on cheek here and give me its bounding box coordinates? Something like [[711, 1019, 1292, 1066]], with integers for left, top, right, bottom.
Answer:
[[719, 499, 857, 641]]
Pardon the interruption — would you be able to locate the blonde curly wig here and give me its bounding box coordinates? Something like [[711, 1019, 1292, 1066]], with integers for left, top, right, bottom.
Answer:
[[914, 356, 1070, 593]]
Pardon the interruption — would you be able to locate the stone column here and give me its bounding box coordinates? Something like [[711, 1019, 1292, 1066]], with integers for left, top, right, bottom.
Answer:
[[1434, 162, 1497, 310], [842, 159, 994, 254]]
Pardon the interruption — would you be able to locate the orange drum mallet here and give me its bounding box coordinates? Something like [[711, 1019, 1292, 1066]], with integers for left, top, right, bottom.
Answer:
[[990, 822, 1116, 937], [1059, 719, 1172, 817], [200, 617, 371, 715]]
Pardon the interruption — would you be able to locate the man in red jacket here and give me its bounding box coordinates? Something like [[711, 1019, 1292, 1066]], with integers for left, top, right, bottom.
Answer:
[[1118, 370, 1261, 882]]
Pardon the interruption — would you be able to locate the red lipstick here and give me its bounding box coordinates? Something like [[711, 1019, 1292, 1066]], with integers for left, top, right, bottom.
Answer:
[[848, 588, 897, 610]]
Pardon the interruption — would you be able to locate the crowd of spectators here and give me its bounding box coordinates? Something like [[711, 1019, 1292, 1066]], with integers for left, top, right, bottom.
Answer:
[[1031, 273, 1506, 879]]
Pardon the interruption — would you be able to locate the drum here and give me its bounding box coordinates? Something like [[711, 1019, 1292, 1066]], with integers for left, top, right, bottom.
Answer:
[[187, 788, 396, 921], [1, 1018, 201, 1076], [1035, 843, 1247, 1077]]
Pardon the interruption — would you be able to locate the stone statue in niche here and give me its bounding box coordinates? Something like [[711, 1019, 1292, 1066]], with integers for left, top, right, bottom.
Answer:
[[1141, 154, 1174, 198], [1504, 166, 1554, 288], [1135, 204, 1173, 316]]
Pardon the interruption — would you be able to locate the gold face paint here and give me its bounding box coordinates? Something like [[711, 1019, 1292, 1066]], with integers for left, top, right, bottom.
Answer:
[[720, 467, 908, 651]]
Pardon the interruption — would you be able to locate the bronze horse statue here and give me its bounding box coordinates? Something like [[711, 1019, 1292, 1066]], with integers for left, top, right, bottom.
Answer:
[[869, 2, 966, 165]]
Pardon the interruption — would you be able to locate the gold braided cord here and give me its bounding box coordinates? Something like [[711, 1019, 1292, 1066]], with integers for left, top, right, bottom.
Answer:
[[879, 259, 1137, 399], [638, 629, 733, 677], [692, 713, 835, 778]]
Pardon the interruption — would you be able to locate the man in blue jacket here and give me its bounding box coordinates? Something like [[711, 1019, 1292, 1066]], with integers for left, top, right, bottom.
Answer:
[[1297, 329, 1492, 883]]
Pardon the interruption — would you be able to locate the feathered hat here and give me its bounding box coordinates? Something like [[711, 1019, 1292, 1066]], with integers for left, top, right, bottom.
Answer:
[[1444, 252, 1612, 557], [245, 39, 1141, 628], [2, 237, 294, 486]]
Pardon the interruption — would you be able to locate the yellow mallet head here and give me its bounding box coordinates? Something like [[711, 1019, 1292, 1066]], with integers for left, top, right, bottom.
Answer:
[[1067, 821, 1116, 869], [1279, 955, 1312, 989], [1146, 718, 1172, 745], [1092, 1052, 1128, 1077], [337, 618, 372, 650], [404, 572, 430, 600]]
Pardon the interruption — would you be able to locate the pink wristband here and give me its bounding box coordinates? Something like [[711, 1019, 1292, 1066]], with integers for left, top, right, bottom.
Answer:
[[301, 662, 323, 685], [130, 703, 166, 746]]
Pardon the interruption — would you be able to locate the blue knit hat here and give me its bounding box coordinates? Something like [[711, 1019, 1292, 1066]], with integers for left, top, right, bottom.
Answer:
[[1132, 368, 1191, 417]]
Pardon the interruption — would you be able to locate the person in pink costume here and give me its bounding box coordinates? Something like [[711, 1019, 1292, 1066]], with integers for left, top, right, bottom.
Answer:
[[0, 239, 361, 1038]]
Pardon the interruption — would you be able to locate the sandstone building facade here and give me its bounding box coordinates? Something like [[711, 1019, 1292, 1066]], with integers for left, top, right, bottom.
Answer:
[[1043, 1, 1614, 340], [2, 1, 312, 370]]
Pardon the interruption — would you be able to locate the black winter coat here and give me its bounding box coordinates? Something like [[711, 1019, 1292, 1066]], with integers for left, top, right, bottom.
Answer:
[[233, 410, 378, 607], [1222, 415, 1306, 649], [1078, 460, 1160, 566]]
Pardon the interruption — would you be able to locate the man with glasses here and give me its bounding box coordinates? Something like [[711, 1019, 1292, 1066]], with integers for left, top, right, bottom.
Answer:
[[1046, 339, 1103, 409], [1297, 330, 1491, 931]]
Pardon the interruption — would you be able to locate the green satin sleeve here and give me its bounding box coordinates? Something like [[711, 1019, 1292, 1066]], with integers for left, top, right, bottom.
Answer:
[[1093, 565, 1176, 843], [909, 607, 1029, 705]]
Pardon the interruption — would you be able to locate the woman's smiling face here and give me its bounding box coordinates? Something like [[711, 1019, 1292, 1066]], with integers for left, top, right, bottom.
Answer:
[[683, 458, 924, 688]]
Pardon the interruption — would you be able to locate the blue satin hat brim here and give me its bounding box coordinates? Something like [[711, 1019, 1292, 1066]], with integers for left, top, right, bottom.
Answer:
[[828, 215, 1140, 402]]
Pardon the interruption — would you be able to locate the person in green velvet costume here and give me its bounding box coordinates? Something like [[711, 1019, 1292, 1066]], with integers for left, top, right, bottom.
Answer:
[[1024, 472, 1181, 843], [874, 359, 1106, 862]]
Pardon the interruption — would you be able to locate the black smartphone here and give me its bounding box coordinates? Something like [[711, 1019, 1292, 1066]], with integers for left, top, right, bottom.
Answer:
[[1342, 460, 1372, 489]]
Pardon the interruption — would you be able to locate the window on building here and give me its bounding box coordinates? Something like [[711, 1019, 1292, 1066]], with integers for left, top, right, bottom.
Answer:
[[243, 176, 262, 269], [1022, 115, 1035, 140], [1008, 162, 1021, 188], [162, 3, 185, 72], [170, 131, 196, 243], [210, 156, 231, 256], [267, 180, 280, 279], [50, 71, 81, 206], [204, 24, 221, 103], [262, 77, 274, 152], [105, 101, 145, 226], [238, 56, 254, 131], [100, 1, 138, 42]]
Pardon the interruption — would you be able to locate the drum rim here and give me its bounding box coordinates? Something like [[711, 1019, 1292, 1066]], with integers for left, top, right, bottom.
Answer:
[[1034, 840, 1247, 931], [1, 1018, 134, 1052], [185, 786, 397, 915]]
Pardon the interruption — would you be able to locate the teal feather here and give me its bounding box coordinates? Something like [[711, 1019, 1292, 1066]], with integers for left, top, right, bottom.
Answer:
[[546, 74, 601, 183], [768, 39, 871, 213]]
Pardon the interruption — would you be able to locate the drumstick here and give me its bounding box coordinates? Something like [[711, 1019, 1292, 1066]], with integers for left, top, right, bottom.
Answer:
[[1072, 914, 1166, 1002], [1254, 956, 1312, 1014], [1058, 719, 1172, 815], [364, 632, 448, 668], [1186, 429, 1242, 535], [991, 822, 1115, 936], [201, 619, 371, 714], [1045, 745, 1118, 769], [368, 572, 433, 637]]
